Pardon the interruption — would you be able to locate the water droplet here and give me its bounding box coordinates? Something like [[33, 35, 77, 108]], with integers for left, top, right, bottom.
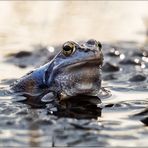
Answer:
[[134, 58, 140, 63]]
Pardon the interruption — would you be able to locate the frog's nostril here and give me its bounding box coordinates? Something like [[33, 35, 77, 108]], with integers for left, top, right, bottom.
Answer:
[[83, 48, 91, 52]]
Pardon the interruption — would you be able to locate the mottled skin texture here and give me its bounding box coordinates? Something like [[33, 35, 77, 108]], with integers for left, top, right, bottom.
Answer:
[[11, 39, 103, 101]]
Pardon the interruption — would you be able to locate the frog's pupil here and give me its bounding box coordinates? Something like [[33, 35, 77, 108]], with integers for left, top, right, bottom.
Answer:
[[64, 45, 72, 51]]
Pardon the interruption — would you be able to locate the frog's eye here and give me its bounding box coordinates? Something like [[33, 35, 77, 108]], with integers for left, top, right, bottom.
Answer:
[[97, 41, 102, 50], [62, 42, 75, 56]]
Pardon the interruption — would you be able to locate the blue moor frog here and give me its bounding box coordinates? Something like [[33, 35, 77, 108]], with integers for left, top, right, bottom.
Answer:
[[11, 39, 103, 102]]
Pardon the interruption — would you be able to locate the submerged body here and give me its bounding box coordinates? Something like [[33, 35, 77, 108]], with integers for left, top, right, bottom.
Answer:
[[11, 39, 103, 101]]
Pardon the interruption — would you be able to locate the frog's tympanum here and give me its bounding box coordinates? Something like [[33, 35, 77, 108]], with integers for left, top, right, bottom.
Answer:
[[11, 39, 103, 102]]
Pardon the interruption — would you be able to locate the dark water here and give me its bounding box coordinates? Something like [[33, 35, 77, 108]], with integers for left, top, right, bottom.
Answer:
[[0, 41, 148, 147]]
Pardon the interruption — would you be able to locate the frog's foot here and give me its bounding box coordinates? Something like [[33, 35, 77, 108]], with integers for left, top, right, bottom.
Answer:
[[11, 90, 54, 108]]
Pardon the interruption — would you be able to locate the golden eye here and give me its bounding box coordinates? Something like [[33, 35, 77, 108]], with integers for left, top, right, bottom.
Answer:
[[62, 42, 75, 56]]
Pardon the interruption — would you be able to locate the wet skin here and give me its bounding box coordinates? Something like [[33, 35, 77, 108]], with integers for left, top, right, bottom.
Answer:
[[11, 39, 103, 101]]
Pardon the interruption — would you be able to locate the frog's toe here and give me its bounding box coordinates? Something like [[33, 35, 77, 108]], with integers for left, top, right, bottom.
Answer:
[[12, 94, 27, 102], [41, 92, 54, 103]]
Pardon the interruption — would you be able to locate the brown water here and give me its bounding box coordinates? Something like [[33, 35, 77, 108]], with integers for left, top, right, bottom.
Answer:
[[0, 1, 148, 147]]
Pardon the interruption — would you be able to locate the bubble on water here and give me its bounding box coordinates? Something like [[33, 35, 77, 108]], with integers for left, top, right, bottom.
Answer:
[[120, 54, 125, 59], [47, 46, 55, 53], [141, 63, 146, 68], [142, 56, 148, 62], [115, 50, 120, 55]]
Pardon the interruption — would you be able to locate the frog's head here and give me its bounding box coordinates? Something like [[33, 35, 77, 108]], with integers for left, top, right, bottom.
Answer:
[[44, 39, 103, 100], [52, 39, 103, 70]]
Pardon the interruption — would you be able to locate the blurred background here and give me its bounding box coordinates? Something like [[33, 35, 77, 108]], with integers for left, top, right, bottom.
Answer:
[[0, 1, 148, 54]]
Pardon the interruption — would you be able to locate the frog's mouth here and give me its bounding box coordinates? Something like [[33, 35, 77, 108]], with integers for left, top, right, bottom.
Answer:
[[65, 58, 102, 70]]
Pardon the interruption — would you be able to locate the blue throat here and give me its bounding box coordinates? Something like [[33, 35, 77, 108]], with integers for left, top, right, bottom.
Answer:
[[31, 63, 50, 87]]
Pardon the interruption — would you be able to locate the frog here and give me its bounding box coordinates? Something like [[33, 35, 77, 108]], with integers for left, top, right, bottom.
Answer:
[[11, 39, 103, 102]]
